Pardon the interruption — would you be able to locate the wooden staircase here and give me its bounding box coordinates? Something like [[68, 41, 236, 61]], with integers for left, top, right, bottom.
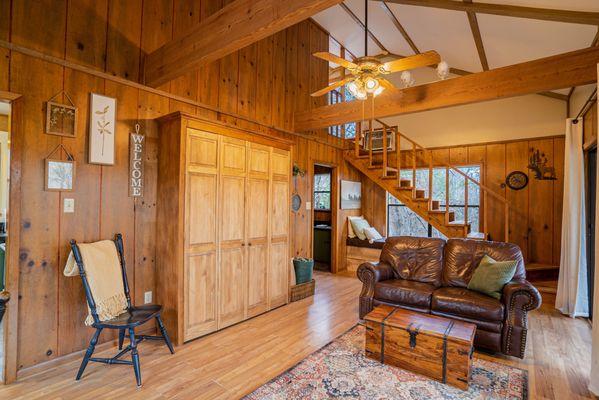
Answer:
[[344, 123, 510, 240]]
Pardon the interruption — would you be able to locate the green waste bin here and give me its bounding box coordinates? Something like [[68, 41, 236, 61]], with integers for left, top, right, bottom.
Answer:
[[293, 258, 314, 285]]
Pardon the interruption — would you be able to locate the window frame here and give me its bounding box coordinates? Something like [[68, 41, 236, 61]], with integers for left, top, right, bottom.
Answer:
[[313, 172, 332, 211]]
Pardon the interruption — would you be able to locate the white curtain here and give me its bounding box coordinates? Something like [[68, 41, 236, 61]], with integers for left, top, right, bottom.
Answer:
[[591, 71, 599, 397], [556, 118, 588, 318]]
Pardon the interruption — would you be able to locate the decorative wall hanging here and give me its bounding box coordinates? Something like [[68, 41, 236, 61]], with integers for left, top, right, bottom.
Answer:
[[528, 148, 556, 180], [129, 124, 145, 197], [89, 93, 116, 165], [504, 171, 528, 191], [341, 180, 361, 210], [45, 144, 75, 191], [45, 91, 77, 137]]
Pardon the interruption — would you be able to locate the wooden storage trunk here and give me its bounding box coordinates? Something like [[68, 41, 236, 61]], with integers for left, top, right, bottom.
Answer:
[[364, 305, 476, 390]]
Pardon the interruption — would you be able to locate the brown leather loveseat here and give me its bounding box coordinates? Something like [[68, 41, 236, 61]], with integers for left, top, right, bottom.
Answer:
[[357, 237, 541, 358]]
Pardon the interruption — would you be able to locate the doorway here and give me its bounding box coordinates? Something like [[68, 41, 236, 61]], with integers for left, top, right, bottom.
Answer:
[[586, 148, 596, 321], [312, 164, 335, 272], [0, 100, 11, 381]]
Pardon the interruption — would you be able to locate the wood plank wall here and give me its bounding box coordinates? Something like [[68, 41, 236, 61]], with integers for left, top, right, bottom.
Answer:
[[1, 0, 355, 372], [361, 136, 565, 266]]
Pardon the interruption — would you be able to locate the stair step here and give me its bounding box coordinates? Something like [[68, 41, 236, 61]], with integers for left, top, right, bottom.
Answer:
[[430, 200, 440, 210], [413, 197, 430, 203], [395, 185, 414, 191], [447, 220, 469, 227], [399, 179, 412, 188], [381, 175, 397, 180], [414, 189, 426, 199], [466, 232, 486, 240]]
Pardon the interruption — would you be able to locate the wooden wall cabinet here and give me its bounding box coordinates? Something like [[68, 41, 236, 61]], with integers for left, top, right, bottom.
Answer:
[[156, 113, 292, 345]]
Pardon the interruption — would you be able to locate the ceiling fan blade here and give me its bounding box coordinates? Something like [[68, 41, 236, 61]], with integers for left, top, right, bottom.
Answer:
[[313, 52, 358, 70], [310, 77, 354, 97], [381, 50, 441, 73]]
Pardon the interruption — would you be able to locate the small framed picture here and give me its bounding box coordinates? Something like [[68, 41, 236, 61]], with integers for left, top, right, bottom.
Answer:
[[45, 159, 75, 191], [89, 93, 116, 165], [341, 180, 361, 209], [46, 101, 77, 137]]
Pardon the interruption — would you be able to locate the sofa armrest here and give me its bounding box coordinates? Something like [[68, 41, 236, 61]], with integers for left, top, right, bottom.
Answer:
[[501, 279, 542, 358], [356, 262, 394, 318]]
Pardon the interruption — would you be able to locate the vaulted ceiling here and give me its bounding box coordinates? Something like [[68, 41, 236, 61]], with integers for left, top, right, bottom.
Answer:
[[313, 0, 599, 96]]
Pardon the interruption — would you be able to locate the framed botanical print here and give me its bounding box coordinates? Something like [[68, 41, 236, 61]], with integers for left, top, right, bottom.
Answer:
[[46, 100, 77, 137], [45, 159, 75, 191], [89, 93, 116, 165]]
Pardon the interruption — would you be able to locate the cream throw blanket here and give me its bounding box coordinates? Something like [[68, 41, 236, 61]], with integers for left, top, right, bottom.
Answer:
[[64, 240, 128, 326]]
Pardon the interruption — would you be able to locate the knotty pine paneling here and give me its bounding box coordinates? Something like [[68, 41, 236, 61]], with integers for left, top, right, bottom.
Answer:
[[2, 0, 340, 371], [361, 137, 565, 266]]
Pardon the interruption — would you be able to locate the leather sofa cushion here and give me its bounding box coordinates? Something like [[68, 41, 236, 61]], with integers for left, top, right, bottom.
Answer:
[[374, 279, 436, 309], [432, 287, 505, 322], [443, 239, 525, 287], [380, 237, 445, 287]]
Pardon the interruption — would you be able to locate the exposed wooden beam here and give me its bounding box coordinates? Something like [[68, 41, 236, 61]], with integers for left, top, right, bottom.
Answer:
[[340, 3, 389, 54], [380, 2, 420, 54], [463, 0, 489, 71], [144, 0, 343, 87], [295, 46, 599, 131], [377, 0, 599, 25]]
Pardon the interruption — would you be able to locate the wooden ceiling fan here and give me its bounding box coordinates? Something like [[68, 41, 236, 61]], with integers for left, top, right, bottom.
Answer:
[[311, 0, 442, 99]]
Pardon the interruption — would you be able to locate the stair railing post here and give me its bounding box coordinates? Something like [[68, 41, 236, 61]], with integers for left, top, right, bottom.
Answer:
[[504, 203, 509, 242], [382, 126, 388, 177], [445, 167, 449, 224], [464, 175, 469, 234], [484, 191, 488, 239], [354, 121, 360, 158], [428, 150, 433, 208], [412, 142, 416, 189], [396, 129, 401, 187], [368, 118, 373, 167]]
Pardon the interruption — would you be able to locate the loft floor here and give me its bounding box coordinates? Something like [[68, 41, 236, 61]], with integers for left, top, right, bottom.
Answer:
[[0, 271, 592, 400]]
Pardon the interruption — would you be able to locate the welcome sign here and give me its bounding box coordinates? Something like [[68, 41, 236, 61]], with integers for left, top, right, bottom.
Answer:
[[129, 124, 145, 197]]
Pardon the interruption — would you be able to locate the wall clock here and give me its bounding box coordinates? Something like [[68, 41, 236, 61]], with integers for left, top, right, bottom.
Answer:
[[505, 171, 528, 191]]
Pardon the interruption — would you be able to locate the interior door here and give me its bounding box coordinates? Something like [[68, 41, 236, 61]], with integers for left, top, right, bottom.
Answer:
[[184, 129, 219, 340], [269, 148, 290, 308], [219, 137, 247, 328], [246, 143, 270, 317]]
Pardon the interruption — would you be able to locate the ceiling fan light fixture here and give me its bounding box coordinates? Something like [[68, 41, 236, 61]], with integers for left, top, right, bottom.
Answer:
[[355, 87, 368, 100], [437, 60, 450, 80], [364, 76, 380, 93], [347, 80, 359, 97]]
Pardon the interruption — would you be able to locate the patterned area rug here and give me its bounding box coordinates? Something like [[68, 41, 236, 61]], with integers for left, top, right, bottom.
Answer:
[[244, 325, 527, 399]]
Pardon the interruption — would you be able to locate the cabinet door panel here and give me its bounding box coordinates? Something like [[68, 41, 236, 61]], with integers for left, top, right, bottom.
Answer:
[[219, 247, 245, 328], [221, 137, 247, 175], [184, 252, 217, 340], [248, 178, 268, 239], [221, 175, 245, 242], [187, 173, 217, 248], [249, 144, 269, 177], [269, 241, 288, 308], [188, 133, 218, 169], [271, 180, 289, 238], [247, 243, 268, 317]]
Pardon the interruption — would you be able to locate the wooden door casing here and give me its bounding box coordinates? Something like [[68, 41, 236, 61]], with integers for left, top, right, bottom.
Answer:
[[219, 137, 247, 328], [184, 130, 220, 340], [246, 143, 270, 317]]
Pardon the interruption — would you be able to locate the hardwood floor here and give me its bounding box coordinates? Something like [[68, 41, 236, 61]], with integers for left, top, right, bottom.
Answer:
[[0, 271, 595, 399]]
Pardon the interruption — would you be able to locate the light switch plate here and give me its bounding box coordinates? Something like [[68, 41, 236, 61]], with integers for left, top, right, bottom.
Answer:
[[306, 201, 311, 210], [144, 291, 152, 304], [64, 198, 75, 213]]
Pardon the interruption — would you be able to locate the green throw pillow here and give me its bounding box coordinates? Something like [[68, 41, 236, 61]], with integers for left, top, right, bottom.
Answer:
[[349, 218, 370, 240], [467, 255, 517, 299]]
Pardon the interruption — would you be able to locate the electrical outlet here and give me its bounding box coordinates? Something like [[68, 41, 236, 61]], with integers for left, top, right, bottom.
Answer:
[[64, 198, 75, 213], [144, 291, 152, 304], [306, 201, 311, 210]]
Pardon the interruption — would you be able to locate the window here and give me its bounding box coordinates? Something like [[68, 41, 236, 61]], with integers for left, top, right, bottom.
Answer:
[[387, 166, 481, 237], [314, 173, 331, 210], [327, 88, 356, 139]]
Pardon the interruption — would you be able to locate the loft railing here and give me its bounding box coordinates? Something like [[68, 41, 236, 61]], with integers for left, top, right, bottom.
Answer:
[[352, 121, 509, 241]]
